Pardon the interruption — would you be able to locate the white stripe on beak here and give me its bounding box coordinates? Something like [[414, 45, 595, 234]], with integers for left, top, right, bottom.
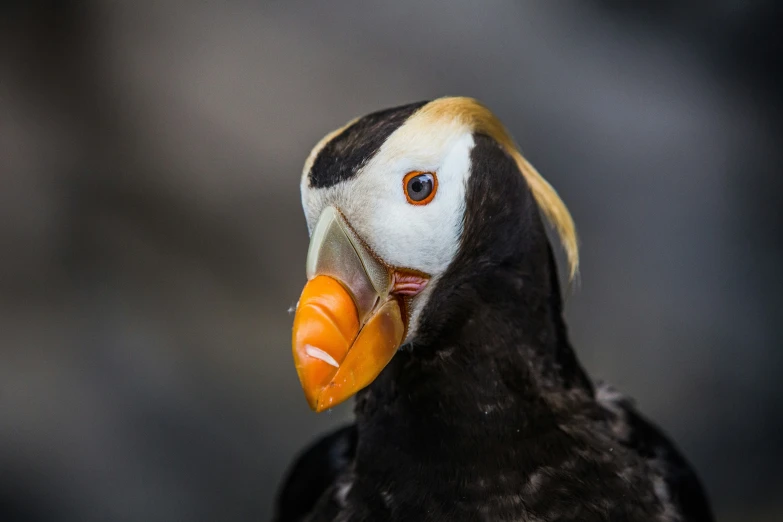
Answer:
[[305, 345, 340, 368]]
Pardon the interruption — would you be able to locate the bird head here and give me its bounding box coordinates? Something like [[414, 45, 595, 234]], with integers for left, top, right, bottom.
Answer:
[[291, 97, 578, 412]]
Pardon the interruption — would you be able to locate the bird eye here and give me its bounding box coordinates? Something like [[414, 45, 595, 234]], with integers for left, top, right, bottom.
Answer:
[[403, 171, 437, 205]]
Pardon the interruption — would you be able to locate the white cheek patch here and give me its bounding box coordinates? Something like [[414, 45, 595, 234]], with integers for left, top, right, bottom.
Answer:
[[345, 131, 474, 275], [301, 177, 350, 235]]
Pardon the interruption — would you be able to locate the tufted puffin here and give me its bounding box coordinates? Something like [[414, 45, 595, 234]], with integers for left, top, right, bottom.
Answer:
[[274, 98, 713, 522]]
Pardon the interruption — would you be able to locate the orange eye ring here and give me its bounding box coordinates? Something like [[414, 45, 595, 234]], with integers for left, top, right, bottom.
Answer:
[[402, 171, 438, 205]]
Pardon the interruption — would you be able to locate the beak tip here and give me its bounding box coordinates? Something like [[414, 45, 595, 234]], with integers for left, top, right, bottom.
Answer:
[[315, 387, 337, 413], [302, 385, 335, 413]]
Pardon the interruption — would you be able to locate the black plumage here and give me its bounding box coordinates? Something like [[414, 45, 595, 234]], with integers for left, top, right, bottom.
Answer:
[[276, 127, 713, 521], [275, 426, 357, 522]]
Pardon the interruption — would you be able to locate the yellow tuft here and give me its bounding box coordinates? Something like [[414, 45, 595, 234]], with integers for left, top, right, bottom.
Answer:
[[416, 97, 579, 281]]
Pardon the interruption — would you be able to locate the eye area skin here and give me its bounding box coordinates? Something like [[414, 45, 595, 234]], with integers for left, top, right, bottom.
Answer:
[[403, 171, 438, 205]]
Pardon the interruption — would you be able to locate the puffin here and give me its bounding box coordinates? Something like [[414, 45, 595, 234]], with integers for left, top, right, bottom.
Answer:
[[274, 97, 713, 522]]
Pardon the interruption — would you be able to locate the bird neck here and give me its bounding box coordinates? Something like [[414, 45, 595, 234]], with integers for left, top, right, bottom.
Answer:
[[354, 247, 594, 455], [353, 133, 593, 460]]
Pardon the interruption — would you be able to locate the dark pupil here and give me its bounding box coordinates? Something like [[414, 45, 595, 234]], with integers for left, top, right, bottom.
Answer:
[[408, 175, 432, 201]]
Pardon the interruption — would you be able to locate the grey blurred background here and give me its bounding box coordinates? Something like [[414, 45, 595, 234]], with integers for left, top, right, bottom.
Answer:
[[1, 1, 781, 521]]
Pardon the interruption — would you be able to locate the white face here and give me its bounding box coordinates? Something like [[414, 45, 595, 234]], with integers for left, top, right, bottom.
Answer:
[[300, 118, 476, 341]]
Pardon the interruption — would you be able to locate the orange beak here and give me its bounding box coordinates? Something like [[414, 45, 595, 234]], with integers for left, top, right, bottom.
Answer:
[[292, 275, 404, 411], [290, 206, 428, 412]]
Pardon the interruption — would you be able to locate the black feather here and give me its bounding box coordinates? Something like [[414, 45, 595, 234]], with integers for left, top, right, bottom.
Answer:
[[273, 425, 357, 522], [597, 386, 714, 522]]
